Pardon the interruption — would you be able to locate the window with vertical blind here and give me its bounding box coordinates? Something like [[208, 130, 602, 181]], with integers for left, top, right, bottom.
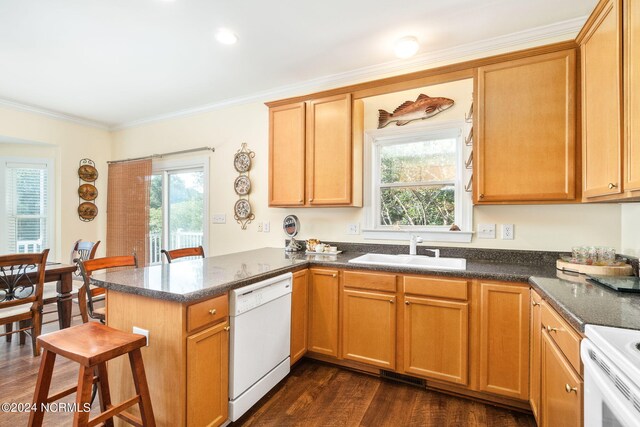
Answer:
[[0, 157, 54, 255]]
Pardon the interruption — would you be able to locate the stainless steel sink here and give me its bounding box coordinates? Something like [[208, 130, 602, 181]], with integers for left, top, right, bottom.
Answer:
[[348, 253, 466, 271]]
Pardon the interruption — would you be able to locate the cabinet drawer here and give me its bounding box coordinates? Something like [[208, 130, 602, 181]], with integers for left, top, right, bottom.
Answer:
[[187, 294, 229, 333], [541, 302, 582, 374], [403, 276, 468, 301], [343, 271, 396, 292]]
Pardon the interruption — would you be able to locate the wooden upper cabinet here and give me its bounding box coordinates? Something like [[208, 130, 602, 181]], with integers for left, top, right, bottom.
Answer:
[[580, 0, 623, 199], [306, 94, 353, 205], [541, 330, 583, 427], [625, 0, 640, 193], [341, 288, 396, 369], [478, 281, 530, 401], [475, 49, 577, 203], [269, 102, 306, 206], [268, 94, 362, 207], [308, 268, 340, 357], [290, 269, 309, 365]]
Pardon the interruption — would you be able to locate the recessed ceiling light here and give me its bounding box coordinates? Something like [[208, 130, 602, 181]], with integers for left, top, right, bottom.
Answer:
[[215, 28, 238, 45], [394, 36, 419, 59]]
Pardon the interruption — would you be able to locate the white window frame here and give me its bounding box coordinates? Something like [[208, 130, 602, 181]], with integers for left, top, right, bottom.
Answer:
[[0, 156, 55, 257], [362, 121, 473, 243], [151, 157, 210, 261]]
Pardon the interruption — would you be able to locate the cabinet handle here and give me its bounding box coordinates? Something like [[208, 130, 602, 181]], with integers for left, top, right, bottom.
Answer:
[[389, 300, 394, 304], [608, 183, 618, 190], [532, 301, 540, 307], [546, 325, 558, 333], [332, 273, 337, 278], [309, 198, 314, 202], [299, 199, 303, 203], [565, 384, 577, 393], [223, 326, 230, 331], [405, 301, 410, 305], [479, 194, 485, 199], [209, 309, 217, 315]]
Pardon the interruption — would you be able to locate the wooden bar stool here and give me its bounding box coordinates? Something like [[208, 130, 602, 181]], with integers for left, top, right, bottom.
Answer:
[[28, 322, 155, 427]]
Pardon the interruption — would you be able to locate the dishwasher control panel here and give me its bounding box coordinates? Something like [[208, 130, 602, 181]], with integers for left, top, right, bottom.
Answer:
[[230, 272, 292, 316]]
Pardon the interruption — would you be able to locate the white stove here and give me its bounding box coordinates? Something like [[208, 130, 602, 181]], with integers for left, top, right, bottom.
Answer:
[[582, 325, 640, 427]]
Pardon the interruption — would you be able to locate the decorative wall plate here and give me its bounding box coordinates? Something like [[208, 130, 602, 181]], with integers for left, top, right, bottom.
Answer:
[[78, 183, 98, 201], [78, 202, 98, 221], [234, 175, 251, 196], [234, 199, 252, 219], [234, 152, 252, 172], [78, 164, 99, 182]]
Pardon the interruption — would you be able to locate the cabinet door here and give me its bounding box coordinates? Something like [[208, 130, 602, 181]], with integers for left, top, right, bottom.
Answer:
[[478, 282, 530, 400], [403, 296, 468, 385], [290, 269, 308, 365], [625, 0, 640, 192], [187, 321, 229, 427], [541, 330, 582, 427], [341, 288, 396, 369], [306, 94, 352, 205], [269, 102, 306, 206], [476, 50, 576, 202], [529, 290, 543, 423], [308, 268, 339, 357], [581, 0, 623, 198]]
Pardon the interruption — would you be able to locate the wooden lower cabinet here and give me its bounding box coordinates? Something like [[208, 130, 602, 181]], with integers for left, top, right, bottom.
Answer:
[[529, 290, 543, 423], [478, 281, 530, 400], [290, 269, 309, 365], [341, 288, 396, 369], [541, 330, 583, 427], [308, 268, 340, 357], [187, 321, 229, 427], [403, 296, 469, 385]]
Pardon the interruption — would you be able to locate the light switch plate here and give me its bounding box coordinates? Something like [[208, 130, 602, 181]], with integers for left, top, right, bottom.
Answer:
[[211, 214, 226, 224], [257, 222, 263, 232], [477, 224, 496, 239], [347, 223, 360, 235]]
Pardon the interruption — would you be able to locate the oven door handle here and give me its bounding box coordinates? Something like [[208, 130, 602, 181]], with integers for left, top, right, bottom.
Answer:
[[581, 339, 640, 427]]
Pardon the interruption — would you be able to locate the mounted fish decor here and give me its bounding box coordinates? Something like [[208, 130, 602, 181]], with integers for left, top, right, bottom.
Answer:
[[378, 94, 454, 128]]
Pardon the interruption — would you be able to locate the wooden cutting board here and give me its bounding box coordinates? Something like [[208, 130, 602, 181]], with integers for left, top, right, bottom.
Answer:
[[556, 259, 634, 276]]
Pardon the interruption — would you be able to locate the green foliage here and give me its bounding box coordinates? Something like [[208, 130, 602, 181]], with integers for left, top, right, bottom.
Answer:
[[148, 173, 204, 234]]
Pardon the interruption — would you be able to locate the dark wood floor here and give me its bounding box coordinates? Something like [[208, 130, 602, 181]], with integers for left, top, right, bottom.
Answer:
[[2, 309, 535, 427], [235, 360, 536, 427]]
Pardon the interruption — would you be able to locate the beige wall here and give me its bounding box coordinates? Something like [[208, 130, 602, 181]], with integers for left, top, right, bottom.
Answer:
[[0, 106, 111, 261], [112, 89, 622, 255], [621, 203, 640, 257]]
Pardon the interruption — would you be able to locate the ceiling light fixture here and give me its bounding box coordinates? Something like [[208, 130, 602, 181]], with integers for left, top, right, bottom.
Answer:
[[215, 28, 238, 45], [394, 36, 419, 59]]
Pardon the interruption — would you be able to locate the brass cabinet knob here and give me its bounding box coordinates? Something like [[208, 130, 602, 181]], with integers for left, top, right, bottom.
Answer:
[[546, 325, 558, 333], [532, 301, 540, 307], [405, 301, 410, 305], [479, 194, 485, 199], [299, 199, 303, 203], [389, 300, 394, 304], [608, 183, 618, 190], [309, 198, 314, 202], [223, 326, 230, 331], [209, 309, 217, 315], [565, 384, 577, 393], [332, 273, 337, 278]]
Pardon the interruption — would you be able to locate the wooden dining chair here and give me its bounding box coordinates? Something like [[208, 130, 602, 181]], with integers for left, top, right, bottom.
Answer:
[[0, 250, 49, 356], [77, 254, 138, 323], [161, 246, 205, 263]]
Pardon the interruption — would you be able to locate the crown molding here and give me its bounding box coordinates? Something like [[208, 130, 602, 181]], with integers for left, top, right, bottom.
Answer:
[[0, 97, 110, 130], [114, 16, 587, 131]]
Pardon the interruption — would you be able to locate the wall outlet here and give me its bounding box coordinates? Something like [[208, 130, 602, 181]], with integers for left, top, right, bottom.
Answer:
[[502, 224, 515, 240], [133, 326, 149, 347], [211, 214, 226, 224], [257, 222, 263, 232], [477, 224, 496, 239], [263, 221, 270, 232], [347, 223, 360, 235]]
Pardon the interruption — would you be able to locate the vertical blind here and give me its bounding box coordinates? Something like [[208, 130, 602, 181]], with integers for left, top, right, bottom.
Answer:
[[5, 162, 49, 254], [107, 159, 152, 266]]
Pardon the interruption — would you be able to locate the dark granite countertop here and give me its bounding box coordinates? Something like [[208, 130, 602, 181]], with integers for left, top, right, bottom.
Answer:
[[91, 246, 640, 332], [529, 276, 640, 332]]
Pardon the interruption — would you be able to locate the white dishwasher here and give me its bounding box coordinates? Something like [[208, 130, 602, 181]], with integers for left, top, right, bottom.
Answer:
[[228, 272, 292, 421]]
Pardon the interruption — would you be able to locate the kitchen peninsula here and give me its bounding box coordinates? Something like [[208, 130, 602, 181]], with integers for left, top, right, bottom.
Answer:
[[92, 246, 640, 427]]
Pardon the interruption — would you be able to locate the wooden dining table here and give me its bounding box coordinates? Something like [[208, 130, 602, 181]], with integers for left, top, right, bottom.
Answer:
[[43, 263, 77, 329]]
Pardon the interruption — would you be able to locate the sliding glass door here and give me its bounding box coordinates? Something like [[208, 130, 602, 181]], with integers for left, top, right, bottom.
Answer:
[[149, 160, 208, 264]]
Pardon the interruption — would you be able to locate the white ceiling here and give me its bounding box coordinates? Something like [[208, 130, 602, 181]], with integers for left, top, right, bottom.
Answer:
[[0, 0, 598, 128]]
